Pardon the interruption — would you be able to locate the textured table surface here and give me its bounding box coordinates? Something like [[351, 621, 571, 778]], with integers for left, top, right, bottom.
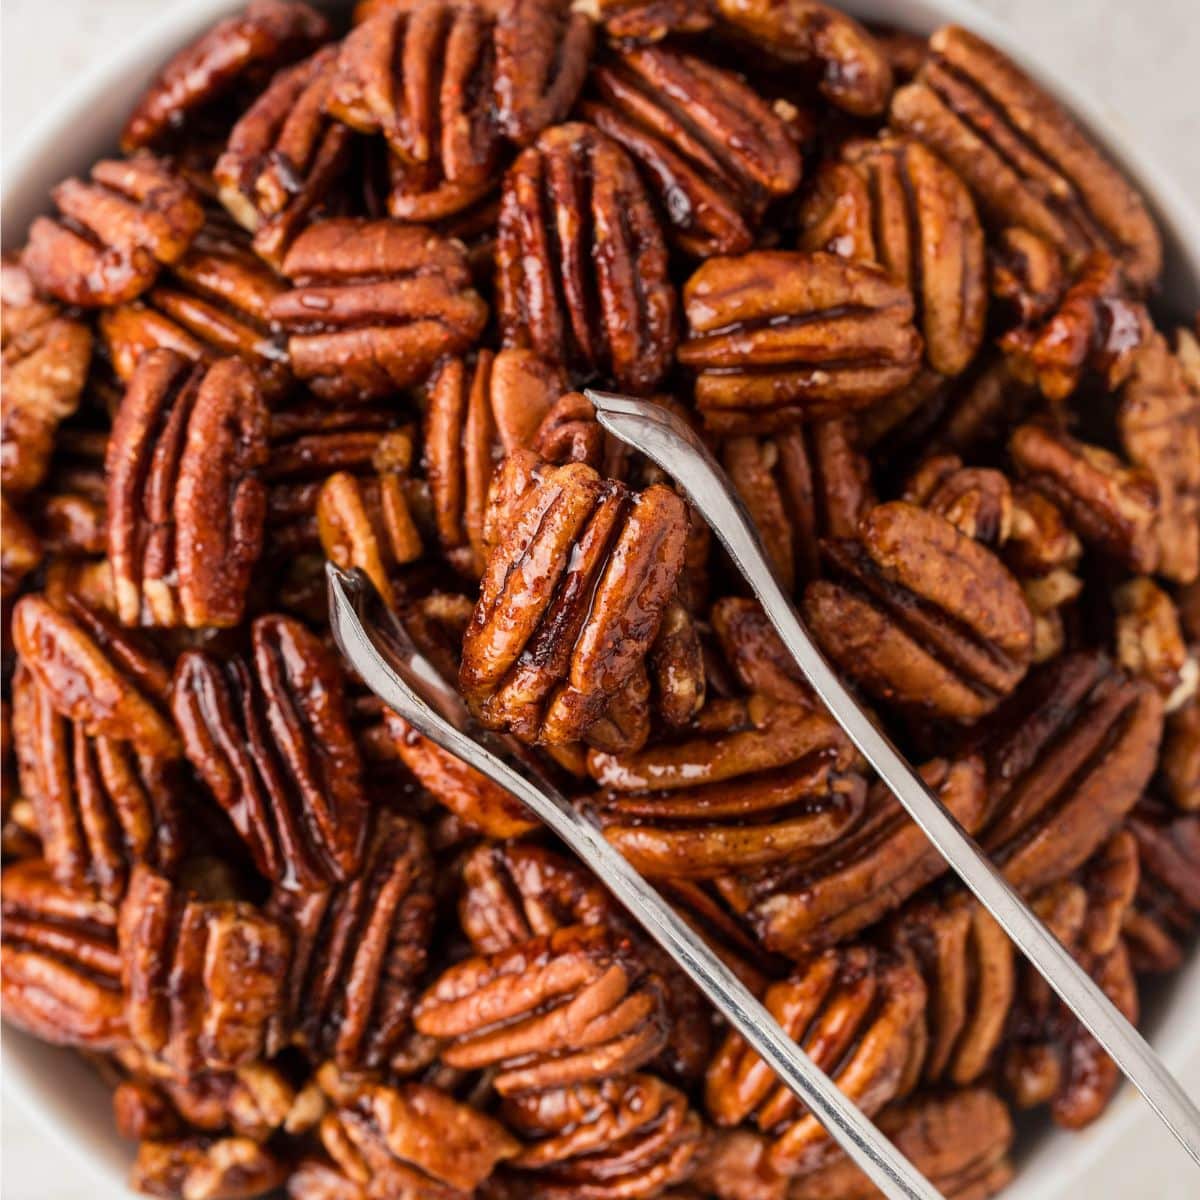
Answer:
[[2, 0, 1199, 1197]]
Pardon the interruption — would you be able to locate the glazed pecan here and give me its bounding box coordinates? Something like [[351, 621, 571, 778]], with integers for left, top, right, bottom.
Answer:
[[107, 351, 268, 628], [679, 252, 922, 433], [713, 0, 892, 116], [22, 157, 204, 307], [648, 594, 708, 731], [890, 25, 1162, 288], [989, 226, 1065, 327], [1124, 800, 1200, 972], [33, 426, 110, 558], [583, 45, 802, 256], [171, 614, 368, 888], [799, 137, 986, 376], [574, 0, 714, 43], [587, 694, 866, 879], [1, 497, 40, 599], [12, 593, 180, 759], [0, 858, 127, 1049], [804, 500, 1034, 722], [1113, 578, 1189, 702], [496, 123, 677, 394], [119, 865, 290, 1074], [270, 218, 487, 400], [271, 812, 434, 1070], [461, 454, 688, 749], [131, 1136, 287, 1200], [1010, 423, 1159, 574], [214, 46, 351, 267], [502, 1074, 703, 1199], [414, 924, 669, 1094], [287, 1160, 365, 1200], [705, 945, 925, 1172], [710, 598, 812, 707]]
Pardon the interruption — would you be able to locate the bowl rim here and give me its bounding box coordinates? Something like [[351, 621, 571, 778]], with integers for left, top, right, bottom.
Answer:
[[3, 2, 1199, 1198]]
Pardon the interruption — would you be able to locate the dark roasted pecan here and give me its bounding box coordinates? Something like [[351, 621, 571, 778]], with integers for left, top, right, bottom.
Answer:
[[706, 945, 925, 1172], [22, 157, 204, 307], [171, 615, 367, 889], [132, 1135, 287, 1200], [679, 251, 922, 433], [891, 25, 1162, 288], [799, 137, 985, 376], [496, 122, 677, 394], [414, 924, 669, 1094], [0, 858, 127, 1049], [107, 351, 268, 628], [583, 45, 802, 256], [805, 501, 1034, 722], [989, 226, 1065, 327], [270, 218, 487, 400]]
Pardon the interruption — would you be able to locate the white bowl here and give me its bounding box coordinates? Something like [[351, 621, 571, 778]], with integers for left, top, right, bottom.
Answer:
[[3, 2, 1199, 1197]]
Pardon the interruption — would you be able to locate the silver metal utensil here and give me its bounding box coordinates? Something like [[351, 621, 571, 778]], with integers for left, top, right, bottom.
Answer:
[[586, 387, 1200, 1169], [326, 561, 944, 1200]]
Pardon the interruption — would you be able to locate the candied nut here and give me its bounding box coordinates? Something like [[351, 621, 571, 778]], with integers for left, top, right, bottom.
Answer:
[[722, 420, 872, 592], [679, 251, 922, 433], [271, 812, 434, 1070], [171, 615, 367, 889], [461, 454, 687, 748], [1, 497, 41, 598], [22, 156, 204, 307], [121, 0, 331, 152], [214, 47, 351, 267], [800, 137, 986, 376], [270, 218, 487, 401], [530, 390, 628, 476], [587, 694, 866, 879], [576, 0, 714, 43], [904, 456, 1012, 547], [11, 663, 184, 904], [1161, 698, 1200, 811], [0, 858, 127, 1049], [496, 122, 677, 394], [705, 945, 925, 1172], [132, 1135, 287, 1200], [12, 594, 180, 759], [713, 0, 892, 117], [502, 1074, 702, 1199], [890, 25, 1162, 288], [687, 1129, 788, 1200], [805, 501, 1034, 722], [648, 595, 707, 729], [32, 426, 110, 556], [119, 866, 290, 1074], [287, 1161, 364, 1200], [414, 924, 669, 1094], [107, 351, 269, 628], [1, 257, 93, 494], [989, 226, 1064, 326], [1124, 800, 1200, 972], [583, 45, 802, 256], [1113, 578, 1188, 700], [114, 1078, 183, 1142], [710, 596, 814, 706], [1010, 423, 1159, 574]]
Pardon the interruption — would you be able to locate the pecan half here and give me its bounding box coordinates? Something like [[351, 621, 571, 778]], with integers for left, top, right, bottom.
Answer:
[[804, 501, 1035, 722], [583, 46, 802, 257], [1124, 800, 1200, 972], [575, 0, 714, 43], [679, 252, 922, 433], [131, 1136, 287, 1200], [989, 226, 1065, 326], [496, 122, 677, 394], [107, 351, 269, 628], [22, 157, 204, 307], [890, 25, 1162, 288], [710, 598, 812, 706], [171, 614, 368, 888], [270, 218, 487, 400]]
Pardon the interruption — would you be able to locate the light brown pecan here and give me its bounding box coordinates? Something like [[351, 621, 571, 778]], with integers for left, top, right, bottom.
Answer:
[[214, 46, 351, 267], [799, 137, 986, 376], [713, 0, 892, 116], [0, 858, 127, 1049], [171, 614, 367, 888], [12, 593, 181, 759], [722, 420, 872, 593], [890, 25, 1162, 288], [1124, 800, 1200, 972], [989, 226, 1065, 327], [587, 694, 865, 879], [679, 252, 922, 433], [583, 45, 802, 257], [1, 496, 41, 598], [705, 945, 925, 1173], [804, 501, 1034, 722], [132, 1135, 287, 1200], [502, 1074, 703, 1199], [414, 924, 669, 1094], [1010, 423, 1159, 574], [461, 454, 688, 749], [496, 122, 677, 394], [270, 812, 434, 1071], [22, 157, 204, 307], [106, 351, 268, 629], [270, 218, 487, 400], [1113, 578, 1189, 702]]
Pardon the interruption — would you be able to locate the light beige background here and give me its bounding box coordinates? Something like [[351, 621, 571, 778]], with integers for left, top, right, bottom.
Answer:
[[2, 0, 1198, 1197]]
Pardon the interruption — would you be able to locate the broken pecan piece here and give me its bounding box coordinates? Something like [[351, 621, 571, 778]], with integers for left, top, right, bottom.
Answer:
[[989, 226, 1065, 327], [679, 251, 922, 433], [1113, 578, 1189, 701], [132, 1135, 287, 1200]]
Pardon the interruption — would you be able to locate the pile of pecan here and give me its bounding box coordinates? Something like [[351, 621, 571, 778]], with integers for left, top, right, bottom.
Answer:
[[3, 1, 1198, 1198]]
